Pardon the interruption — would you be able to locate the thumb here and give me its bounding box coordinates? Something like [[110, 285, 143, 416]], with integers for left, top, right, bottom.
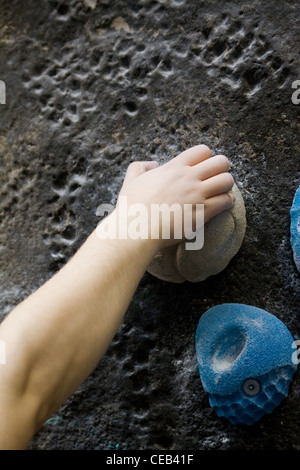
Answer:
[[124, 160, 159, 183]]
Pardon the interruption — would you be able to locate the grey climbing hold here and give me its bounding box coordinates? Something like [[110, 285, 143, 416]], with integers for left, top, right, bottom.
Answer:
[[147, 183, 246, 282]]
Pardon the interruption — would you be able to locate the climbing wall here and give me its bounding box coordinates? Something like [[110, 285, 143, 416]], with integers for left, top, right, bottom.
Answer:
[[0, 0, 299, 450]]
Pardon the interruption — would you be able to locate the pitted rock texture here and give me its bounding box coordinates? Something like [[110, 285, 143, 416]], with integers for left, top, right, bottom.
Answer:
[[0, 0, 299, 450], [147, 183, 246, 283]]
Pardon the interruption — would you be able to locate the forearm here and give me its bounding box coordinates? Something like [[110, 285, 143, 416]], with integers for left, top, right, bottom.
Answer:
[[0, 145, 235, 449], [0, 211, 157, 448]]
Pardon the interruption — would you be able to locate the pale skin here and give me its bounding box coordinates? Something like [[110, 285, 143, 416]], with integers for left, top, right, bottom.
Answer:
[[0, 144, 235, 449]]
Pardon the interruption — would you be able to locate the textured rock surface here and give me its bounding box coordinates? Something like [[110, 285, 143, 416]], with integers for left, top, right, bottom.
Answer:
[[0, 0, 299, 450], [147, 183, 246, 282], [291, 186, 300, 271], [195, 304, 298, 425]]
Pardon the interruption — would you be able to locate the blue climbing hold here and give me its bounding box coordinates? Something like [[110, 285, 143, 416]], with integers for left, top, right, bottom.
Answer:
[[195, 304, 298, 425], [291, 185, 300, 272]]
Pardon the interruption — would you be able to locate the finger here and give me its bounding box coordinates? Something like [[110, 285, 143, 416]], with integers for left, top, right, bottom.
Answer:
[[175, 144, 212, 166], [140, 161, 160, 172], [201, 172, 234, 199], [195, 155, 230, 181], [124, 160, 159, 183], [204, 192, 236, 223]]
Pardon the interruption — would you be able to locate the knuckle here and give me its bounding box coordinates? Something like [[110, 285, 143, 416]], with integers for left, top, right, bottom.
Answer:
[[167, 158, 177, 167]]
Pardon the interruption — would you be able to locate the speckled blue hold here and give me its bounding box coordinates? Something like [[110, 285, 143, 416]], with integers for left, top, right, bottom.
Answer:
[[195, 304, 298, 425], [291, 185, 300, 272]]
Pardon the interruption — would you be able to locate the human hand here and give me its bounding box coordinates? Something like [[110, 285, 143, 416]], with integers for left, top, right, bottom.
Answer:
[[115, 144, 235, 250]]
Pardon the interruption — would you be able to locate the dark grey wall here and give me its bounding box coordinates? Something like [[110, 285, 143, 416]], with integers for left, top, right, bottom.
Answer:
[[0, 0, 299, 450]]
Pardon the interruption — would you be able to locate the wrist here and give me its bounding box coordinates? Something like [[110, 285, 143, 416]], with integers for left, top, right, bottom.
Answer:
[[95, 209, 162, 261]]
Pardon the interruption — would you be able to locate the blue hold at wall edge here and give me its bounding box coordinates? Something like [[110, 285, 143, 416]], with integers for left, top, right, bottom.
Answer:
[[291, 185, 300, 272], [195, 303, 298, 425]]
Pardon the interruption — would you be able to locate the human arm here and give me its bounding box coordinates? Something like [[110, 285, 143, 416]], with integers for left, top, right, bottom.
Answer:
[[0, 145, 235, 449]]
